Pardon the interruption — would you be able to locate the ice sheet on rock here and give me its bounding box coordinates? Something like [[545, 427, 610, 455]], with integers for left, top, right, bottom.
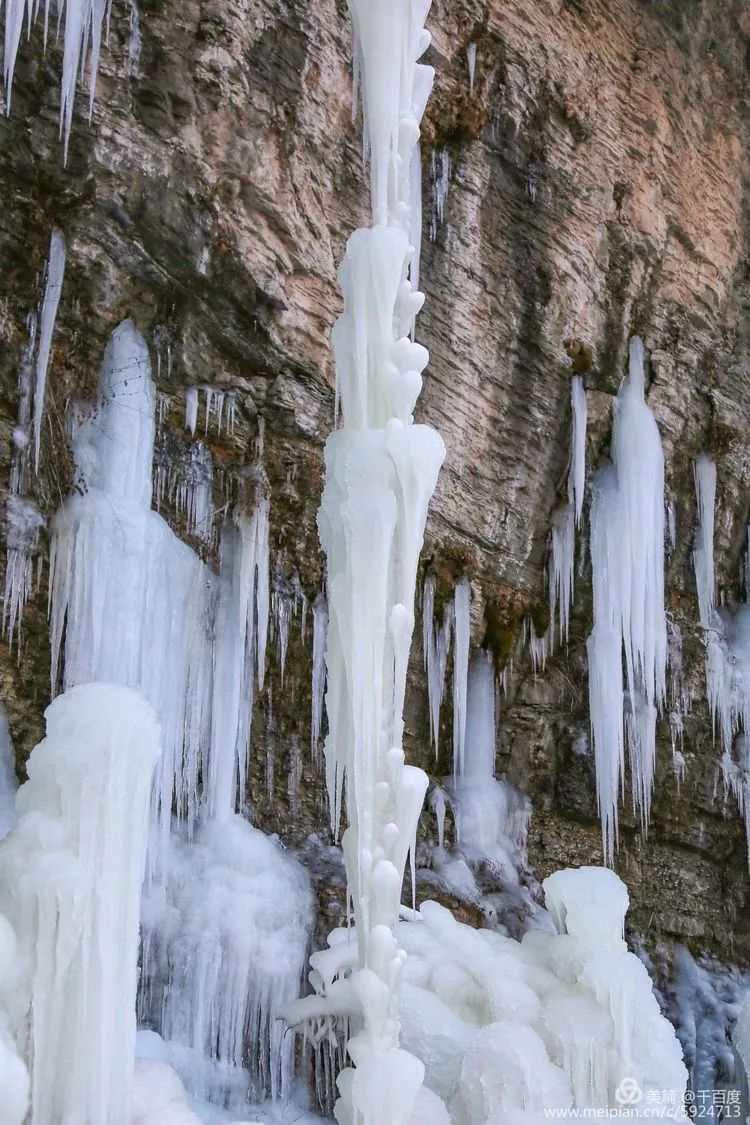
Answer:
[[139, 815, 314, 1109], [0, 683, 160, 1125], [665, 945, 749, 1110]]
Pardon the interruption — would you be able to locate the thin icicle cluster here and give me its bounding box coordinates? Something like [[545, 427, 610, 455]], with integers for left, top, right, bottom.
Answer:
[[289, 3, 446, 1121], [184, 385, 238, 438], [3, 0, 114, 159], [549, 375, 587, 647], [0, 684, 160, 1125], [2, 231, 65, 647], [587, 337, 667, 862]]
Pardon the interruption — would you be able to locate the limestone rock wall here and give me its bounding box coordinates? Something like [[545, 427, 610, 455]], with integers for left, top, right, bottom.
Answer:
[[0, 0, 749, 963]]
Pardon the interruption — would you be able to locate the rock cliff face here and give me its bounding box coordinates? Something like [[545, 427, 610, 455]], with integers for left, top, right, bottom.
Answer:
[[1, 0, 749, 969]]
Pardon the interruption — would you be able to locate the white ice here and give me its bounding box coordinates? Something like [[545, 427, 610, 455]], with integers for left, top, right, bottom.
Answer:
[[0, 683, 160, 1125], [587, 338, 666, 861], [33, 229, 65, 472]]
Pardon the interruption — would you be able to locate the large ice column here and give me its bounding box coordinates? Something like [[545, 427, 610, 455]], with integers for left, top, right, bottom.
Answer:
[[315, 1, 445, 1120], [587, 338, 666, 861], [0, 683, 160, 1125]]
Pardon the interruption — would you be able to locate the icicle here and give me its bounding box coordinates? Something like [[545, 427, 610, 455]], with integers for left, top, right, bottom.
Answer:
[[33, 230, 66, 473], [693, 454, 716, 628], [0, 683, 160, 1125], [452, 577, 470, 779], [429, 149, 451, 241], [311, 593, 328, 758], [466, 42, 477, 91], [185, 387, 198, 436], [549, 376, 587, 646], [570, 375, 587, 526], [422, 573, 452, 755], [3, 1, 117, 158]]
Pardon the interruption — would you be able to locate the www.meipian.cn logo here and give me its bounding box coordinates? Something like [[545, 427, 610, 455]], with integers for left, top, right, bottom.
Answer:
[[615, 1078, 643, 1106]]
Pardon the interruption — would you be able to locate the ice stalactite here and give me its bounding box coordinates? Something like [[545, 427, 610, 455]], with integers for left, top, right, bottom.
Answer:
[[466, 42, 477, 91], [185, 386, 199, 435], [549, 375, 587, 647], [429, 149, 451, 241], [693, 455, 717, 629], [452, 576, 471, 778], [587, 338, 666, 862], [3, 0, 116, 159], [33, 229, 65, 472], [290, 1, 446, 1121], [422, 572, 453, 756], [311, 593, 328, 758], [0, 683, 160, 1125]]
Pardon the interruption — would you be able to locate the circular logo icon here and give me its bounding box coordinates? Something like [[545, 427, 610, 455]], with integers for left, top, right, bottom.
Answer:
[[615, 1077, 643, 1106]]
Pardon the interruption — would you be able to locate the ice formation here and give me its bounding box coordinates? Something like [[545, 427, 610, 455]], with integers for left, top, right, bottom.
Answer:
[[3, 0, 115, 158], [139, 816, 314, 1111], [422, 572, 453, 755], [33, 229, 66, 472], [693, 455, 717, 628], [311, 593, 328, 757], [290, 867, 688, 1122], [3, 232, 67, 646], [452, 576, 471, 778], [587, 337, 666, 861], [295, 1, 446, 1119], [0, 683, 160, 1125], [549, 375, 587, 647], [49, 320, 270, 847], [466, 42, 477, 91], [425, 652, 550, 938]]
